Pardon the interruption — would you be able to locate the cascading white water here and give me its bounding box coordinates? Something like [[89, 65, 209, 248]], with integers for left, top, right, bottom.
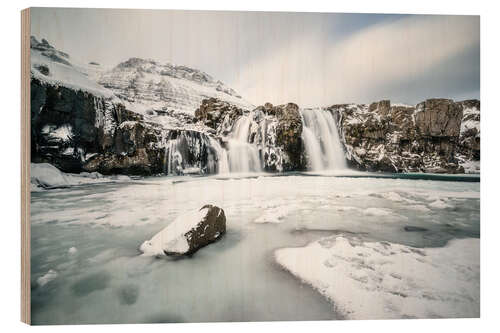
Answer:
[[166, 138, 183, 175], [207, 136, 230, 174], [300, 108, 347, 171], [226, 112, 262, 173]]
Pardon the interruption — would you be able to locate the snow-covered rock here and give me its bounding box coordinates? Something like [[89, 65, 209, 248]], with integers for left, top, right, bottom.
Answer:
[[31, 163, 71, 188], [30, 163, 130, 190], [275, 236, 479, 319], [329, 98, 479, 173], [140, 205, 226, 257]]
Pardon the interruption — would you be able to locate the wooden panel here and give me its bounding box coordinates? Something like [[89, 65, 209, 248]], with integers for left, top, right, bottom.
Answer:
[[21, 7, 31, 325]]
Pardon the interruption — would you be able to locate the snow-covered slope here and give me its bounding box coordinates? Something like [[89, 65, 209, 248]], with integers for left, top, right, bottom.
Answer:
[[98, 57, 254, 118], [30, 37, 114, 98]]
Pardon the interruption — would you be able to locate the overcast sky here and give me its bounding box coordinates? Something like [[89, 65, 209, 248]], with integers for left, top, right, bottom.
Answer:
[[31, 8, 479, 107]]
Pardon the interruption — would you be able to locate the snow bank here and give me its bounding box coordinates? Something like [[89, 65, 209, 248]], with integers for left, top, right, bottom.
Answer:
[[275, 236, 479, 319], [140, 207, 211, 256], [31, 163, 72, 188], [460, 160, 480, 174], [30, 163, 130, 189]]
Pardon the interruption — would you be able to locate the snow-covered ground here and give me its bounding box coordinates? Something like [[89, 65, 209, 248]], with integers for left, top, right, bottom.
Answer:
[[30, 174, 479, 323], [276, 237, 479, 319], [31, 163, 131, 190]]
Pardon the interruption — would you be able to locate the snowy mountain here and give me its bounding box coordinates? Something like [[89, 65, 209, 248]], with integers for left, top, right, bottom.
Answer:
[[30, 36, 113, 98], [98, 57, 254, 120]]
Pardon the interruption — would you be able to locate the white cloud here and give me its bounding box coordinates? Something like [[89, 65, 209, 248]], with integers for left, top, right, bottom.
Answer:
[[236, 15, 479, 106]]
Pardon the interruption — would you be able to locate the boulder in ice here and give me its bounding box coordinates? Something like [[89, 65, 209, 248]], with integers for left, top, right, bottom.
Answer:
[[140, 205, 226, 257]]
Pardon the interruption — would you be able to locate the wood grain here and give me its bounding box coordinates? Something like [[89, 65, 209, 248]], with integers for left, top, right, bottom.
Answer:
[[21, 7, 31, 325]]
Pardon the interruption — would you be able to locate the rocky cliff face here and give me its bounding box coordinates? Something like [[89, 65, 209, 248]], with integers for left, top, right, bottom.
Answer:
[[31, 77, 166, 175], [329, 98, 480, 173], [30, 37, 480, 176]]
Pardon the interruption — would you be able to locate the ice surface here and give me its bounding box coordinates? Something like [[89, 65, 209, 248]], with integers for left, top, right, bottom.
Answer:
[[275, 236, 479, 319], [254, 205, 295, 224], [37, 269, 58, 287], [30, 174, 479, 323], [429, 199, 453, 209], [363, 207, 393, 216]]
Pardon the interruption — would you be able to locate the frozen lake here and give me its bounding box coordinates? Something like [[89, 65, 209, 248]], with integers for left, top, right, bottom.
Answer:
[[30, 173, 480, 324]]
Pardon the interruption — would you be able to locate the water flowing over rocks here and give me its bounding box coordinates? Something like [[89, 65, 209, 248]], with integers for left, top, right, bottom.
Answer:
[[195, 98, 306, 172], [30, 37, 480, 176], [140, 205, 226, 257]]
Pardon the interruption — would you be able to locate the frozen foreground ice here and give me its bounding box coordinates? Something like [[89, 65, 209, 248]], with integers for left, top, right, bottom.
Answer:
[[275, 237, 479, 319], [30, 173, 479, 324]]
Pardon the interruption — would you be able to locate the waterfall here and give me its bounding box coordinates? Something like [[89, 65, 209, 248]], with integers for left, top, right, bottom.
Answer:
[[166, 138, 183, 175], [300, 108, 347, 171], [164, 131, 230, 176], [207, 136, 230, 174], [226, 112, 262, 173]]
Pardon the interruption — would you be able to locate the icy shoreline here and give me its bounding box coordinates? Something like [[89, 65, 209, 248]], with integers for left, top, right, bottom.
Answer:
[[275, 236, 479, 320]]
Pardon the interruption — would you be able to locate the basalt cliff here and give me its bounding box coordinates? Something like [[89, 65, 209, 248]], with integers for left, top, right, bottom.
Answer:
[[30, 37, 480, 176]]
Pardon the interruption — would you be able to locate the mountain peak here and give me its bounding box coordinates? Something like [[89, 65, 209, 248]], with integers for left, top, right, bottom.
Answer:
[[100, 57, 252, 116]]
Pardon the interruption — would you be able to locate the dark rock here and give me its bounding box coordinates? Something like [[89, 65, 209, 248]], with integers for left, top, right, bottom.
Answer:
[[181, 204, 227, 256], [369, 100, 391, 116], [274, 103, 305, 170], [404, 226, 429, 232], [194, 97, 242, 134], [30, 77, 162, 175], [34, 64, 50, 76], [414, 99, 463, 137]]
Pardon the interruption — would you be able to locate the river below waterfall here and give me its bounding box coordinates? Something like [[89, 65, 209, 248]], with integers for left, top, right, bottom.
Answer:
[[30, 173, 480, 324]]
